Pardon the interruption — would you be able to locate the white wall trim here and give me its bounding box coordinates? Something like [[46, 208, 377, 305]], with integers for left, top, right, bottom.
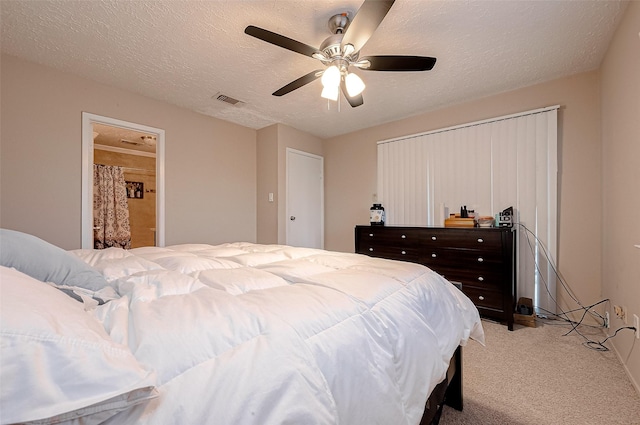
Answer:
[[604, 328, 640, 396], [81, 112, 165, 248]]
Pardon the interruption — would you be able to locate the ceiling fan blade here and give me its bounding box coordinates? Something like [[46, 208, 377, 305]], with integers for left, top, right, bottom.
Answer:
[[358, 55, 437, 71], [273, 70, 323, 96], [245, 25, 318, 58], [341, 0, 395, 54], [340, 81, 364, 108]]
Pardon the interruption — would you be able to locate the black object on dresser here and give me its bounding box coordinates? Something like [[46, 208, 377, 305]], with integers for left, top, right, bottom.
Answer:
[[355, 225, 516, 330]]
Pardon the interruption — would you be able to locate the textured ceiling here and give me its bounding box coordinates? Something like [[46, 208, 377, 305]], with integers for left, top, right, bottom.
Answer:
[[1, 0, 628, 139]]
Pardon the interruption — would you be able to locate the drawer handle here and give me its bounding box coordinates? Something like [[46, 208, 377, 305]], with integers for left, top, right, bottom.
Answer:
[[431, 253, 437, 258], [431, 236, 437, 241], [478, 276, 484, 282], [478, 295, 485, 301], [477, 257, 484, 262], [401, 250, 407, 255], [477, 238, 484, 243], [369, 233, 374, 237], [401, 234, 406, 239], [369, 248, 374, 252]]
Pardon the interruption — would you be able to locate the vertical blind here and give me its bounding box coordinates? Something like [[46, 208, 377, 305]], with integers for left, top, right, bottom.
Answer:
[[377, 106, 559, 314]]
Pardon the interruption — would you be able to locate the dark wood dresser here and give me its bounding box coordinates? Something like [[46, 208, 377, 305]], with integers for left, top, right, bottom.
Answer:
[[355, 225, 516, 330]]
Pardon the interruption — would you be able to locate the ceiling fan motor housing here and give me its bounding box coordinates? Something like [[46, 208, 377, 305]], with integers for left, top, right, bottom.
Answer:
[[328, 13, 350, 34], [321, 14, 360, 61], [319, 34, 344, 58]]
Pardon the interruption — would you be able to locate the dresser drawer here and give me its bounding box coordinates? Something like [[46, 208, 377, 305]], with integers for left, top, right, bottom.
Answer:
[[355, 227, 420, 261], [420, 247, 504, 270], [358, 245, 419, 262], [459, 286, 504, 312], [435, 267, 504, 291], [422, 229, 503, 250], [356, 227, 420, 246]]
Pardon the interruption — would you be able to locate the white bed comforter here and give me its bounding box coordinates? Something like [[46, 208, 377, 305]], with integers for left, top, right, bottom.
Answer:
[[74, 242, 484, 425]]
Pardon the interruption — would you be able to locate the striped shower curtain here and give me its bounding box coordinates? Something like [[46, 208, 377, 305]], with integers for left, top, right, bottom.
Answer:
[[93, 164, 131, 249]]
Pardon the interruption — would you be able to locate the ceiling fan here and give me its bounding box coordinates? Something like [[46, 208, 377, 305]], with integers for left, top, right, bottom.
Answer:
[[244, 0, 436, 108]]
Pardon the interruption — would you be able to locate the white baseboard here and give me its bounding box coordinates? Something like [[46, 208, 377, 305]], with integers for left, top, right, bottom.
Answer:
[[603, 329, 640, 397]]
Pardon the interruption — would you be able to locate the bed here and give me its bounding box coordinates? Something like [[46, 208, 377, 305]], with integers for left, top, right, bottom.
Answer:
[[0, 229, 484, 425]]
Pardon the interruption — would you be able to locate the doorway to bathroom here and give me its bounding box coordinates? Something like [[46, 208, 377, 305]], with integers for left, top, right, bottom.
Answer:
[[81, 113, 165, 249]]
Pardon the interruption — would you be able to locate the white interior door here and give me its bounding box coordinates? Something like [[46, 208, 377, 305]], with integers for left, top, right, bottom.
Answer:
[[286, 148, 324, 249]]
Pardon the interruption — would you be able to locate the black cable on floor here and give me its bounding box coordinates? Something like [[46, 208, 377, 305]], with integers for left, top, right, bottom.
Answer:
[[515, 223, 607, 327], [511, 222, 629, 351], [583, 327, 637, 351]]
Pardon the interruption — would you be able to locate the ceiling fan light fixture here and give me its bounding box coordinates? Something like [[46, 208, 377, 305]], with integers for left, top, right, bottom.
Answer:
[[141, 135, 157, 145], [345, 72, 366, 97], [321, 65, 341, 88], [321, 85, 340, 101]]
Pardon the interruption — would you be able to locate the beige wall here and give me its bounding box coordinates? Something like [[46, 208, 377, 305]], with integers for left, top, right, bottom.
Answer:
[[256, 123, 324, 245], [275, 124, 324, 245], [256, 124, 279, 244], [0, 54, 322, 250], [600, 0, 640, 392], [1, 54, 257, 249], [324, 71, 603, 319]]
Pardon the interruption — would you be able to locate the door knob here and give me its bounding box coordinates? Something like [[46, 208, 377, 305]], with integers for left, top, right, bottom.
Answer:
[[290, 216, 296, 221]]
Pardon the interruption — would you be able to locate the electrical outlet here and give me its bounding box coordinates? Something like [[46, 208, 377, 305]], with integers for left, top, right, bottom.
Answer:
[[614, 305, 626, 322], [605, 311, 610, 329], [634, 314, 639, 339]]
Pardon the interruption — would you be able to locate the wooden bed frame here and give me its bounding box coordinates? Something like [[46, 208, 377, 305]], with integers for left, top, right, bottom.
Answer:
[[420, 346, 463, 425]]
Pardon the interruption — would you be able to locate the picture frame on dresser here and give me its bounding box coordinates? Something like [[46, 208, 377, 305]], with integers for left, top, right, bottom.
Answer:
[[355, 225, 516, 330]]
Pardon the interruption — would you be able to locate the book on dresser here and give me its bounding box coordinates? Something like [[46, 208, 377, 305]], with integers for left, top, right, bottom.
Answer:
[[355, 225, 516, 330]]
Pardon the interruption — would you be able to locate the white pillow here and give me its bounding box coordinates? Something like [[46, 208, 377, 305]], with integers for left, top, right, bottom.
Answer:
[[0, 229, 110, 292], [0, 266, 157, 425]]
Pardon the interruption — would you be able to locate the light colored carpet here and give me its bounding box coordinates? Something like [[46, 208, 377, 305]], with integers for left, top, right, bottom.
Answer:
[[440, 319, 640, 425]]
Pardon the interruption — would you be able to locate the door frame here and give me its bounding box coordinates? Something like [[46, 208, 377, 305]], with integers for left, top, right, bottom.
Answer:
[[285, 148, 324, 249], [81, 112, 166, 248]]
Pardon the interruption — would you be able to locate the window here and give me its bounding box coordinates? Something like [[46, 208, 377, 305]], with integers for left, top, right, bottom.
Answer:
[[377, 106, 559, 314]]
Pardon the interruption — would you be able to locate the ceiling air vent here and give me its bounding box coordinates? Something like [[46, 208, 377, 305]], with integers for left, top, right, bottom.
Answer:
[[120, 139, 143, 146], [213, 92, 245, 107]]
